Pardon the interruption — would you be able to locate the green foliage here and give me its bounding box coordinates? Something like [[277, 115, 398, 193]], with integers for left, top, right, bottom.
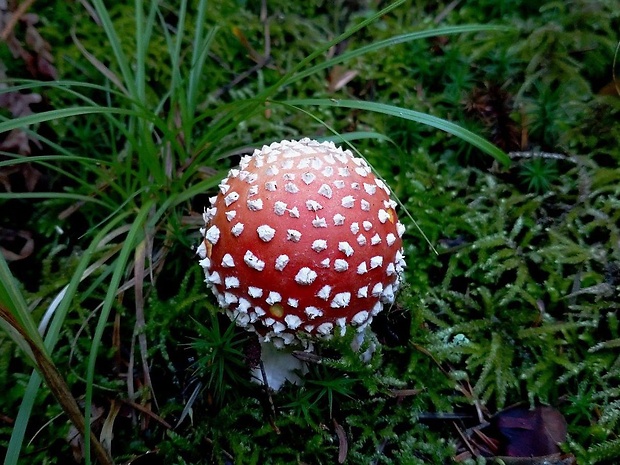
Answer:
[[400, 142, 619, 460], [518, 157, 559, 192], [191, 312, 249, 404], [283, 363, 358, 424]]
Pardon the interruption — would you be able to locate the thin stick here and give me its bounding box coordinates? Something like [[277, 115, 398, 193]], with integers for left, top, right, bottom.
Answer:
[[259, 361, 280, 434], [453, 422, 477, 457]]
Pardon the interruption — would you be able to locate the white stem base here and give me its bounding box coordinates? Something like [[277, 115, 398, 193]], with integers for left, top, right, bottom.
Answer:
[[351, 328, 378, 363], [251, 341, 308, 391], [251, 329, 378, 391]]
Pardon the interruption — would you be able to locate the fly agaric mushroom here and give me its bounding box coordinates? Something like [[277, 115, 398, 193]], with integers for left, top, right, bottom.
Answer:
[[197, 138, 406, 387]]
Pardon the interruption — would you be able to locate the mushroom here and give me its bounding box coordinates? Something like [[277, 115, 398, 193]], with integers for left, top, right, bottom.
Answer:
[[197, 138, 406, 389]]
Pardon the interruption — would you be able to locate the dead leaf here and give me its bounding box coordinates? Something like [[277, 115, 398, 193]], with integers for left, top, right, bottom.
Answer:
[[598, 79, 619, 97], [0, 228, 34, 261], [1, 4, 57, 79], [492, 405, 567, 457], [0, 90, 42, 117], [232, 26, 265, 64], [0, 129, 33, 155], [21, 13, 58, 79], [333, 418, 348, 463], [0, 69, 44, 191], [328, 66, 358, 93], [0, 158, 43, 192], [100, 400, 121, 456], [67, 404, 106, 463]]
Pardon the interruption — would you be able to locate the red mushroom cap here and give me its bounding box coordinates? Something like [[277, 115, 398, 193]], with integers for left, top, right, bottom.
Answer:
[[197, 138, 406, 347]]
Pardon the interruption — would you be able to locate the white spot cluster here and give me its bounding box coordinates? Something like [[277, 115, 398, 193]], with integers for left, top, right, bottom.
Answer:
[[311, 239, 328, 252], [275, 254, 290, 271], [244, 250, 265, 271], [198, 138, 407, 347], [295, 267, 318, 285], [257, 224, 276, 242]]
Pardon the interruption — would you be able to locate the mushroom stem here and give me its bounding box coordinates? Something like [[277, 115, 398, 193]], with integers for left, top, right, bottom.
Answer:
[[253, 328, 378, 391], [350, 328, 377, 363], [251, 341, 308, 391]]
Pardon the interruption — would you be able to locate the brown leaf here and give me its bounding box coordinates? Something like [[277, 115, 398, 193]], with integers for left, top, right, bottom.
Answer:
[[0, 5, 57, 79], [598, 80, 620, 97], [23, 14, 58, 79], [0, 90, 42, 117], [333, 418, 348, 464], [66, 404, 106, 463], [0, 228, 34, 261], [22, 163, 42, 192], [35, 54, 58, 80], [0, 79, 44, 193], [328, 66, 359, 93], [0, 129, 32, 155], [492, 406, 567, 457], [232, 26, 265, 64], [0, 162, 43, 192], [100, 400, 121, 456]]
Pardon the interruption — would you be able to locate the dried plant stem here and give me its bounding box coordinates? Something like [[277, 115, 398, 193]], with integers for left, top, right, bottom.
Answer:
[[35, 355, 114, 465], [0, 304, 113, 465]]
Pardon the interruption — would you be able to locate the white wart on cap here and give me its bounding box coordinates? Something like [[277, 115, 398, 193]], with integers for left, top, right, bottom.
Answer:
[[197, 138, 406, 347]]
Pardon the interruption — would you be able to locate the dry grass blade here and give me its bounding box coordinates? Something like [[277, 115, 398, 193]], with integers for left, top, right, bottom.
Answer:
[[333, 418, 348, 463], [133, 238, 158, 409], [454, 422, 477, 460], [70, 28, 128, 95], [174, 381, 202, 429], [0, 304, 37, 362], [259, 361, 280, 434], [120, 398, 172, 429], [389, 388, 422, 398], [100, 400, 121, 456]]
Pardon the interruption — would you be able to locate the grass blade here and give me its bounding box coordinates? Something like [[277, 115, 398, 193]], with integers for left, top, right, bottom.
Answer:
[[0, 192, 114, 208], [282, 98, 511, 167], [90, 0, 137, 96], [0, 254, 113, 465], [82, 201, 154, 463], [3, 212, 131, 464], [134, 0, 158, 103], [4, 372, 42, 465], [317, 131, 396, 145], [170, 0, 188, 95], [188, 0, 216, 113], [0, 256, 44, 347], [0, 106, 135, 133], [0, 154, 111, 168]]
